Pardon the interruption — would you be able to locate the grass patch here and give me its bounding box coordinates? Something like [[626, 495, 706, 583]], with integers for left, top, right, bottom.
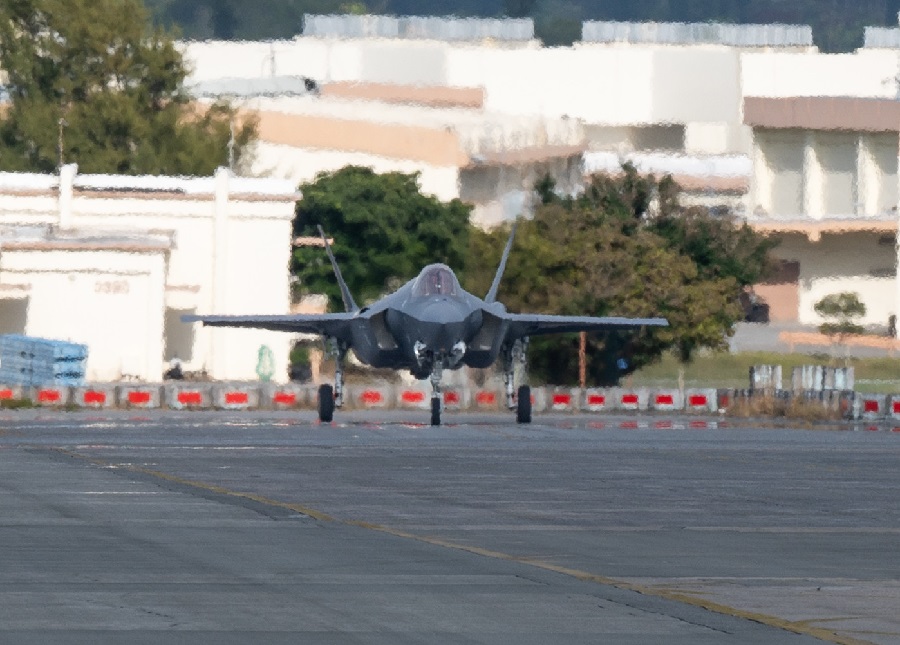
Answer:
[[0, 398, 34, 409], [629, 350, 900, 394]]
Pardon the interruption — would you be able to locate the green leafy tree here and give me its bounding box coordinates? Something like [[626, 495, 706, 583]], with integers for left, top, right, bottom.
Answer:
[[0, 0, 256, 175], [465, 166, 776, 385], [815, 291, 866, 353], [292, 166, 473, 312]]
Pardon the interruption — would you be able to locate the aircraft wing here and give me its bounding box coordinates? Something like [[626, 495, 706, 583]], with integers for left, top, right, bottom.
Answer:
[[501, 313, 668, 339], [182, 313, 357, 340]]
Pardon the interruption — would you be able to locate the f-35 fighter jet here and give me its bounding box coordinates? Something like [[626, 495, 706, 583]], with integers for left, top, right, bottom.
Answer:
[[183, 224, 668, 425]]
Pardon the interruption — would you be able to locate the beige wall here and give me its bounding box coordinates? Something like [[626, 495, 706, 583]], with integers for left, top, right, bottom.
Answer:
[[767, 232, 897, 325]]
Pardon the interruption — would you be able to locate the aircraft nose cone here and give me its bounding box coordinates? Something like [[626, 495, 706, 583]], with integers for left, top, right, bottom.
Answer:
[[418, 298, 467, 324], [415, 299, 470, 353]]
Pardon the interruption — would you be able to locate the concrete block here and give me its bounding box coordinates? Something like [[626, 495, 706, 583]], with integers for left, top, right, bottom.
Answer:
[[582, 388, 611, 412], [473, 388, 503, 410], [396, 384, 430, 409], [442, 387, 470, 411], [685, 388, 717, 413], [117, 384, 162, 409], [349, 384, 391, 409], [164, 384, 212, 410], [649, 389, 682, 412], [614, 387, 649, 411], [73, 385, 116, 408], [213, 383, 260, 410], [29, 386, 71, 407], [261, 383, 309, 409], [548, 387, 579, 412]]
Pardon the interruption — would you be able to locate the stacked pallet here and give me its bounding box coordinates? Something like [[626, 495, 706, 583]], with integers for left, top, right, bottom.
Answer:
[[0, 335, 88, 386]]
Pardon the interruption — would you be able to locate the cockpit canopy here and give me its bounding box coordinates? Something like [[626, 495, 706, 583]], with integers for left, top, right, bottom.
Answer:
[[412, 264, 459, 297]]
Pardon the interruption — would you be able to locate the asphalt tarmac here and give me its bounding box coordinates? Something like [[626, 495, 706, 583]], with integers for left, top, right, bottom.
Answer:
[[0, 409, 898, 644]]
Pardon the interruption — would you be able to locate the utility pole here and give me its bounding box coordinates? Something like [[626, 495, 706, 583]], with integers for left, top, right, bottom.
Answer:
[[57, 117, 67, 169], [228, 119, 235, 173], [578, 331, 586, 388]]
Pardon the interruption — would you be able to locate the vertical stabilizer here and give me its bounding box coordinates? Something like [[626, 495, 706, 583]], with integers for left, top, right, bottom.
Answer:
[[318, 225, 359, 313], [485, 221, 518, 304]]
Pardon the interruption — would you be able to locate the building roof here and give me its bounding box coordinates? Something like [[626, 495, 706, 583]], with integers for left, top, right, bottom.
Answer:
[[302, 14, 534, 42], [0, 225, 175, 253], [0, 170, 300, 202], [744, 96, 900, 133], [581, 21, 812, 47], [745, 216, 897, 241]]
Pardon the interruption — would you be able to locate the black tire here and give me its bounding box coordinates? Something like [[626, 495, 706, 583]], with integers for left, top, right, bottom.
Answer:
[[430, 397, 441, 426], [318, 384, 334, 422], [516, 385, 532, 424]]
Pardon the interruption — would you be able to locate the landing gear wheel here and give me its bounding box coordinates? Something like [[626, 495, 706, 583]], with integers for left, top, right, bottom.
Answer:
[[516, 385, 532, 424], [431, 398, 441, 426], [318, 384, 334, 422]]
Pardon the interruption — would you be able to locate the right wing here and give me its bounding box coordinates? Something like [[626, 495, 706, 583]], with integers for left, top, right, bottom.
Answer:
[[501, 313, 668, 339], [181, 313, 356, 340]]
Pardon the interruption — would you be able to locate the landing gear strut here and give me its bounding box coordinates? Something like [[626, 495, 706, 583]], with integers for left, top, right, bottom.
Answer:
[[430, 361, 443, 426], [318, 337, 347, 423], [502, 338, 531, 424]]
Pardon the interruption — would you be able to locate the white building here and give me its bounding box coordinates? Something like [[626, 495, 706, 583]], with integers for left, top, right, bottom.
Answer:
[[0, 166, 298, 382], [184, 16, 810, 227], [742, 41, 900, 327]]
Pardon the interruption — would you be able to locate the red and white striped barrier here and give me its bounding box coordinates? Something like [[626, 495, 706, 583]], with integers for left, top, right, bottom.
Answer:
[[30, 386, 70, 407], [262, 383, 308, 409], [474, 388, 502, 410], [73, 385, 116, 408], [582, 388, 609, 412], [0, 385, 25, 403], [615, 388, 648, 411], [350, 384, 390, 409], [860, 394, 886, 420], [396, 385, 429, 409], [650, 389, 681, 412], [685, 388, 717, 413], [117, 384, 162, 408], [442, 388, 470, 411], [549, 388, 578, 412], [890, 396, 900, 421], [213, 384, 259, 410], [164, 384, 212, 410]]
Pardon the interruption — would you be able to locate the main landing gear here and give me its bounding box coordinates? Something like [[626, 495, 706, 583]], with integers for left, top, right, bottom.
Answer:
[[317, 337, 347, 423], [502, 338, 531, 424]]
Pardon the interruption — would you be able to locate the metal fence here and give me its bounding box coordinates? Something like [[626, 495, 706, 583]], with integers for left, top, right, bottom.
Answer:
[[303, 14, 534, 41], [581, 21, 812, 47]]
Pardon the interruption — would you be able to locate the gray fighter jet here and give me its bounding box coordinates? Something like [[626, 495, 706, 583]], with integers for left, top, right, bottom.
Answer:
[[183, 224, 667, 425]]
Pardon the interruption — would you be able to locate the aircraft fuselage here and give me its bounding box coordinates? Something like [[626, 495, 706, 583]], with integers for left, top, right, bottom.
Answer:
[[343, 264, 507, 377]]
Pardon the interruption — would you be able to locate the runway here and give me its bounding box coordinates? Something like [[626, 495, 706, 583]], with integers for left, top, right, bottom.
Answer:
[[0, 409, 898, 644]]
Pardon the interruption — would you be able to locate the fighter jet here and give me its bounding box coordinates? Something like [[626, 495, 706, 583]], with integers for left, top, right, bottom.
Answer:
[[183, 224, 668, 425]]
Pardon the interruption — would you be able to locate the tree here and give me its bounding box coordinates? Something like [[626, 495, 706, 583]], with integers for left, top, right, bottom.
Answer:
[[292, 166, 473, 312], [463, 166, 777, 385], [0, 0, 256, 175], [815, 292, 866, 362]]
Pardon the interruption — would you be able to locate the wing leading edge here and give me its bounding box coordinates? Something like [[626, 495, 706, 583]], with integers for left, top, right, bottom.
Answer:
[[501, 313, 668, 339], [181, 313, 356, 339]]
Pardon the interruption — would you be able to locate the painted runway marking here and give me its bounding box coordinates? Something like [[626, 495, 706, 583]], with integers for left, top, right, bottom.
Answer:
[[50, 445, 877, 645]]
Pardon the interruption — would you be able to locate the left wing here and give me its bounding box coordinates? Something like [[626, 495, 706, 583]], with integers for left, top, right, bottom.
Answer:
[[502, 313, 668, 339], [182, 313, 356, 341]]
